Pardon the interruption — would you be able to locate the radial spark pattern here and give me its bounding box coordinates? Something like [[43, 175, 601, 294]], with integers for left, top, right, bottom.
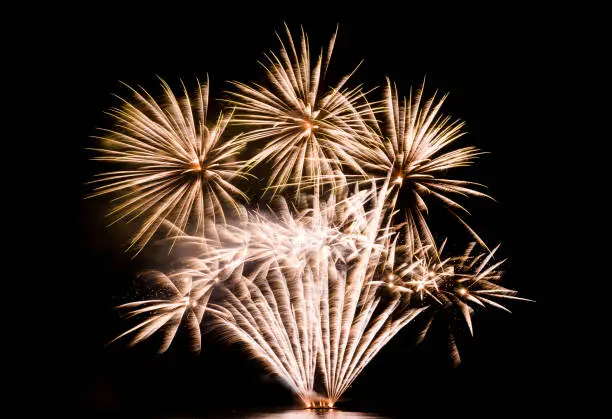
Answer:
[[89, 78, 247, 252], [351, 78, 491, 249], [228, 26, 374, 194]]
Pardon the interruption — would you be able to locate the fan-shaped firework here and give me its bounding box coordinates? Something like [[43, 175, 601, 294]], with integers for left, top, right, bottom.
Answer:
[[117, 181, 425, 405], [227, 25, 374, 194], [89, 78, 247, 252], [113, 179, 523, 405]]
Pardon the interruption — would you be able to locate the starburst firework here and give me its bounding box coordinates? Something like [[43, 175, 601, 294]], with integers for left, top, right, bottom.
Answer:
[[227, 25, 374, 194], [89, 78, 247, 252]]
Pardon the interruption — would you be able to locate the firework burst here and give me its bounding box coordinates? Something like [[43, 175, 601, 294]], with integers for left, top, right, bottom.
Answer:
[[89, 78, 247, 252], [379, 238, 532, 364], [227, 25, 374, 195], [350, 78, 492, 249], [111, 270, 214, 353]]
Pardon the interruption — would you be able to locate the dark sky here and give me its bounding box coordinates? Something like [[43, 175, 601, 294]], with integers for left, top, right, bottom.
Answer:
[[34, 4, 568, 418]]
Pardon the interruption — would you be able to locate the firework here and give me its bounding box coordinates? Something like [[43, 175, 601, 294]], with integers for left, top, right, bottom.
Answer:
[[117, 178, 523, 404], [227, 25, 375, 194], [376, 237, 532, 364], [95, 26, 528, 410], [117, 181, 418, 405], [111, 270, 214, 353], [202, 181, 410, 405], [109, 180, 523, 406], [89, 78, 247, 252], [349, 78, 492, 249]]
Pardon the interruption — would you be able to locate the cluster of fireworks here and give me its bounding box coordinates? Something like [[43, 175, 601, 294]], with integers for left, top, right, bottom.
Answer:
[[90, 26, 529, 408]]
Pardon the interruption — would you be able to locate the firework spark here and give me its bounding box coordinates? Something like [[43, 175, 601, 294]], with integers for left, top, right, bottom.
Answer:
[[89, 78, 247, 252]]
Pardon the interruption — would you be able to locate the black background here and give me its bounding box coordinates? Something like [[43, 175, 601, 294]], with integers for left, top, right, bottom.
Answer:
[[31, 4, 571, 418]]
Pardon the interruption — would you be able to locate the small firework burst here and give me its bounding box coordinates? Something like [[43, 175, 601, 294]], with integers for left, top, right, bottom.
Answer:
[[381, 239, 531, 364]]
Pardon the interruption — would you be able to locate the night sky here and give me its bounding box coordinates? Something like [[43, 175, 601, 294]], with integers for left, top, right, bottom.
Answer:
[[35, 5, 567, 418]]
